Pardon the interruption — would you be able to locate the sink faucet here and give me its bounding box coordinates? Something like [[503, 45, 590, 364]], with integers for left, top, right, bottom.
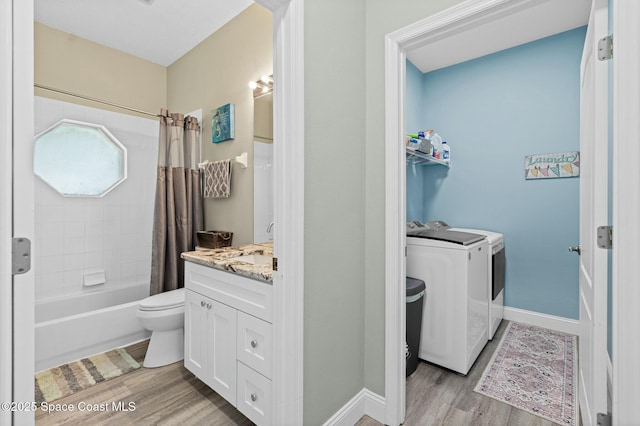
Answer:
[[267, 222, 274, 233]]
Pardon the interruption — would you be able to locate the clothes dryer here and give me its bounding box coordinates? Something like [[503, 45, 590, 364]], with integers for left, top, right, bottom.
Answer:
[[406, 229, 489, 375], [450, 228, 504, 340]]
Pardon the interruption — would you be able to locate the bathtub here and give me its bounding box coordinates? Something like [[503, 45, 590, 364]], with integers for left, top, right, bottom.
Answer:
[[35, 283, 152, 372]]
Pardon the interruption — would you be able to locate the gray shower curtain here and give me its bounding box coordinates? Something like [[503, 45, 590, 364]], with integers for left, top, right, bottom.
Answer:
[[150, 110, 203, 295]]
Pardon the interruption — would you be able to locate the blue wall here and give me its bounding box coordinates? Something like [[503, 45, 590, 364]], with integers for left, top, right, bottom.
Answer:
[[406, 27, 586, 319], [406, 60, 425, 221]]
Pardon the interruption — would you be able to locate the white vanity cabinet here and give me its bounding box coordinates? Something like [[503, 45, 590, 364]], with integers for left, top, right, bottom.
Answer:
[[183, 261, 273, 426], [184, 290, 238, 405]]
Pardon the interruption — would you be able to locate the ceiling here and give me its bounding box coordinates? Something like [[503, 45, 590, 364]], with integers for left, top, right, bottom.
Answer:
[[34, 0, 255, 67], [407, 0, 591, 73], [35, 0, 590, 72]]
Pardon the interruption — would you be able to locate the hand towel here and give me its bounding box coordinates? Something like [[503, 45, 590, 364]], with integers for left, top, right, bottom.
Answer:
[[203, 159, 232, 198]]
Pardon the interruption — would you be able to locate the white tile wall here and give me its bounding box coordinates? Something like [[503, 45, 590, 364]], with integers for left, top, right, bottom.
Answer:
[[34, 97, 159, 302]]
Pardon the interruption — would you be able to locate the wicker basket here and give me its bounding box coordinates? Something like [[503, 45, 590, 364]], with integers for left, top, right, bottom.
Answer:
[[196, 230, 233, 249]]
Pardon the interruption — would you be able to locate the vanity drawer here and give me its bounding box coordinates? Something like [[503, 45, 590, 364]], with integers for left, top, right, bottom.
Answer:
[[237, 311, 272, 378], [237, 362, 272, 426]]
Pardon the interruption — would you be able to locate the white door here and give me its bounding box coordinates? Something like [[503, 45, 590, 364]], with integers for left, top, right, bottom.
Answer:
[[577, 0, 609, 424], [6, 1, 35, 425]]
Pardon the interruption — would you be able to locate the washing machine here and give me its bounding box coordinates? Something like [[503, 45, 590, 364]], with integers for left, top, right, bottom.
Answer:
[[406, 229, 489, 375], [450, 228, 504, 340]]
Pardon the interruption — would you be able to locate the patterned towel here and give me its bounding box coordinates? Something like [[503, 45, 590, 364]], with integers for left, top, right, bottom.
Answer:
[[203, 159, 232, 198]]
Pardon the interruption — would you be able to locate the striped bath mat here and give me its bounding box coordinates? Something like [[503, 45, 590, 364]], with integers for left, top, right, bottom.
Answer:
[[35, 348, 141, 403]]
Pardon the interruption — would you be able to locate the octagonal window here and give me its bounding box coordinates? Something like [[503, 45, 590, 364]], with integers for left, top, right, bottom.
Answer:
[[34, 119, 127, 197]]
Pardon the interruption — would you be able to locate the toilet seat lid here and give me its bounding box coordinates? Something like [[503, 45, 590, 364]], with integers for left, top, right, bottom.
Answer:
[[139, 288, 185, 311]]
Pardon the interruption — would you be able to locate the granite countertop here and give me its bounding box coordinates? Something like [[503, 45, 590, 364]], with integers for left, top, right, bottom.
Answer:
[[181, 242, 273, 284]]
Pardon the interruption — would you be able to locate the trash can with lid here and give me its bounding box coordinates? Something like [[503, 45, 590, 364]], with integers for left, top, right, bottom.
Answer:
[[406, 276, 426, 377]]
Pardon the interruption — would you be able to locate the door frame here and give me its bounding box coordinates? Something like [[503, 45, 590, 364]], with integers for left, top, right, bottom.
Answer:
[[11, 0, 35, 424], [259, 0, 305, 423], [611, 1, 640, 424], [10, 0, 305, 424], [384, 0, 639, 424], [384, 3, 551, 421], [1, 0, 14, 424]]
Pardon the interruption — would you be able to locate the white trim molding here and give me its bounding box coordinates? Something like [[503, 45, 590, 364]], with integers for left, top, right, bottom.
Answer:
[[12, 0, 35, 424], [503, 307, 580, 336], [260, 0, 305, 424], [383, 32, 407, 426], [0, 1, 14, 423], [607, 357, 613, 412], [322, 389, 385, 426], [612, 1, 640, 424]]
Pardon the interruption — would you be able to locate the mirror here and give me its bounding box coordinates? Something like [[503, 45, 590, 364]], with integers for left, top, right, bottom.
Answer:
[[254, 92, 273, 143], [253, 92, 274, 243]]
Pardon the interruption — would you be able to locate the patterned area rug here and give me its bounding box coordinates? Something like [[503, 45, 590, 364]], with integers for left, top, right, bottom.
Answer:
[[475, 322, 577, 425], [35, 348, 141, 403]]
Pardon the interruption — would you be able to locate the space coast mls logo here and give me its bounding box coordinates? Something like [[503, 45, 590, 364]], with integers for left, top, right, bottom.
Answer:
[[525, 151, 580, 179]]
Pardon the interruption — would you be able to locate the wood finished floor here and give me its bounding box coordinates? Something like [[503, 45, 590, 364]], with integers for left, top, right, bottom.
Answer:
[[356, 320, 560, 426], [36, 321, 562, 426], [35, 340, 253, 426]]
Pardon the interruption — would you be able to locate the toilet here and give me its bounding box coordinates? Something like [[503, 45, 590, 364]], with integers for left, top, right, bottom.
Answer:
[[136, 288, 185, 368]]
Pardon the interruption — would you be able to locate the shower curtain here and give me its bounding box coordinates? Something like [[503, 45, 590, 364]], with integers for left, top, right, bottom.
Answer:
[[150, 110, 203, 295]]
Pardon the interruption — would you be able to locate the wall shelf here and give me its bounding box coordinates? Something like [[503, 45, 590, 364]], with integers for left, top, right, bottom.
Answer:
[[406, 148, 451, 167]]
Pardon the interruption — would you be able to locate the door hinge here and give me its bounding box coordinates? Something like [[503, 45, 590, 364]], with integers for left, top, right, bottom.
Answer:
[[597, 225, 612, 249], [272, 257, 278, 272], [597, 412, 612, 426], [598, 35, 613, 61], [12, 237, 31, 275]]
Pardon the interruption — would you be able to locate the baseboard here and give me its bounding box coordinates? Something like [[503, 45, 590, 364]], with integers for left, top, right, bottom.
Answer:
[[322, 309, 577, 426], [322, 388, 385, 426], [607, 356, 613, 410], [503, 306, 580, 336]]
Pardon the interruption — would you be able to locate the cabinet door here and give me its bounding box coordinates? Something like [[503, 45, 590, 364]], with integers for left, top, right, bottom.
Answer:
[[207, 299, 238, 406], [184, 290, 207, 378]]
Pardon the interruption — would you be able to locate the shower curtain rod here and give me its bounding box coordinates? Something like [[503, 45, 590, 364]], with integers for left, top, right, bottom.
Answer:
[[34, 84, 161, 118]]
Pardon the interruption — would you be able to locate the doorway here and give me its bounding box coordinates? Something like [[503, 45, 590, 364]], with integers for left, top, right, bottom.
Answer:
[[383, 0, 595, 424], [8, 0, 304, 425]]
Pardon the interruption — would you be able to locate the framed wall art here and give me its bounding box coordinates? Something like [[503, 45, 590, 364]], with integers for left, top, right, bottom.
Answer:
[[525, 151, 580, 180], [212, 103, 235, 143]]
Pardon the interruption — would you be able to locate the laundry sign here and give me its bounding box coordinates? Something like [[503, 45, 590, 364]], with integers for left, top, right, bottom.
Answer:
[[524, 151, 580, 180]]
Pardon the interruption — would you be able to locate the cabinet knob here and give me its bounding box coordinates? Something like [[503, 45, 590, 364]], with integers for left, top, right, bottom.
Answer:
[[206, 303, 212, 309], [200, 300, 206, 307], [250, 393, 258, 402], [250, 340, 258, 348]]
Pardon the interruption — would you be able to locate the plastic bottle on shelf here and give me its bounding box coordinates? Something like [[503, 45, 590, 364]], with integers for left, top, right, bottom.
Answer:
[[441, 141, 450, 162], [430, 132, 443, 159]]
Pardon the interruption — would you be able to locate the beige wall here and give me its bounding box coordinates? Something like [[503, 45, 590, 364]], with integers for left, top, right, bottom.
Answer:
[[167, 4, 272, 246], [34, 22, 167, 118]]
